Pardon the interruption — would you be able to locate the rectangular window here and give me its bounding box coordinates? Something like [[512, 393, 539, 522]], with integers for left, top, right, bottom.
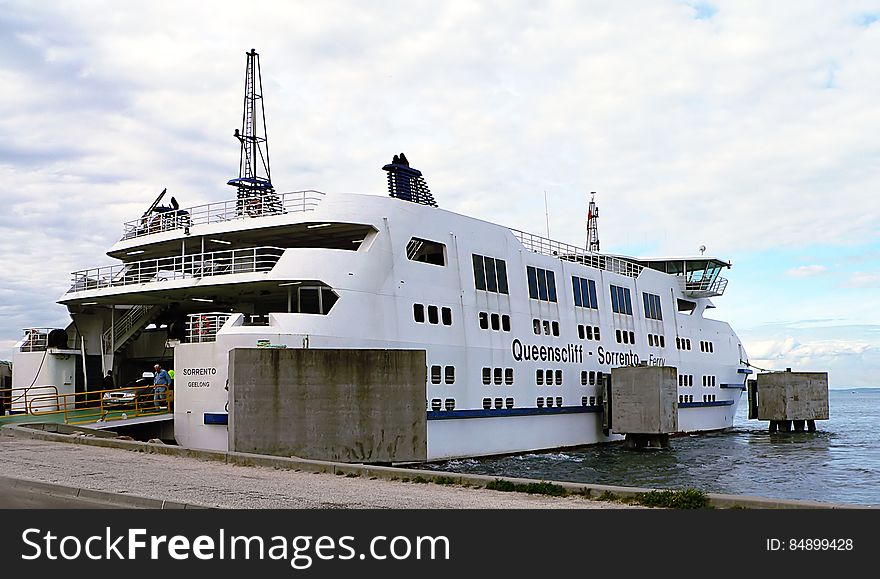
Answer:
[[578, 325, 585, 340], [490, 313, 500, 331], [586, 326, 593, 340], [441, 307, 452, 326], [485, 257, 498, 292], [527, 266, 539, 299], [482, 367, 491, 385], [430, 365, 441, 384], [594, 327, 600, 340], [505, 397, 514, 409], [428, 305, 439, 324], [501, 314, 510, 332], [551, 321, 559, 336], [473, 254, 509, 294], [610, 285, 633, 315], [536, 369, 544, 386], [581, 371, 588, 385], [472, 255, 486, 291], [546, 368, 554, 385], [494, 367, 502, 385], [504, 368, 514, 385], [533, 319, 541, 334], [643, 292, 662, 320], [445, 366, 455, 384], [542, 320, 550, 335], [413, 303, 425, 323], [555, 369, 563, 385], [573, 276, 598, 309], [527, 266, 558, 302], [479, 311, 488, 329], [406, 237, 446, 266]]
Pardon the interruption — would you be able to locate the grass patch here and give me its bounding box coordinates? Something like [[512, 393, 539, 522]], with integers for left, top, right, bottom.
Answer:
[[485, 479, 568, 497], [345, 472, 359, 478], [433, 476, 456, 486], [412, 476, 430, 484], [633, 488, 711, 509]]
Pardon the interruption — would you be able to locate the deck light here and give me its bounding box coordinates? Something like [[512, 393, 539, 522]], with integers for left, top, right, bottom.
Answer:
[[307, 223, 332, 229], [210, 239, 232, 245], [278, 282, 302, 287], [192, 297, 214, 303]]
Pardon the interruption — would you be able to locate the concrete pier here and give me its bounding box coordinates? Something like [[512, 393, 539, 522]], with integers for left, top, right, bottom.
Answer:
[[609, 366, 678, 449], [754, 371, 829, 433]]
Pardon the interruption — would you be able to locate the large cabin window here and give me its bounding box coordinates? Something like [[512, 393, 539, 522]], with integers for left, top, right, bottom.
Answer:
[[610, 285, 633, 315], [643, 292, 662, 320], [472, 254, 509, 294], [527, 266, 557, 302], [406, 237, 446, 266], [292, 286, 338, 315], [572, 276, 598, 309]]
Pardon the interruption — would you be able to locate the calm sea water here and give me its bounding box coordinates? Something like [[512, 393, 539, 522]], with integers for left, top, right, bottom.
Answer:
[[418, 389, 880, 506]]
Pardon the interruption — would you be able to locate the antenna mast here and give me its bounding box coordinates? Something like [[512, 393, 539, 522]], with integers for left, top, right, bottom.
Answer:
[[228, 49, 279, 215], [586, 192, 600, 252]]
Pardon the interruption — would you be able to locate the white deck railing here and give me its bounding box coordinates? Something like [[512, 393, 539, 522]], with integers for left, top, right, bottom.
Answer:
[[186, 313, 232, 343], [510, 229, 644, 278], [68, 246, 285, 293], [679, 275, 728, 298], [121, 190, 326, 240]]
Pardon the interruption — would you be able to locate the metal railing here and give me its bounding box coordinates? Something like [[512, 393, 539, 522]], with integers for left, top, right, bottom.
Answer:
[[102, 305, 155, 354], [186, 313, 232, 343], [121, 190, 326, 240], [18, 328, 54, 352], [0, 384, 172, 425], [679, 275, 729, 298], [68, 246, 285, 293], [510, 229, 644, 278]]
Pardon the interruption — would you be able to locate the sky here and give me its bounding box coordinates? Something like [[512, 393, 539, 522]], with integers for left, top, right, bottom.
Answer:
[[1, 0, 878, 387]]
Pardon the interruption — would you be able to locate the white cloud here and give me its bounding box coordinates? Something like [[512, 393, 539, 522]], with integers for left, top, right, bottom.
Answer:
[[786, 265, 827, 277], [846, 271, 880, 287], [2, 1, 880, 370]]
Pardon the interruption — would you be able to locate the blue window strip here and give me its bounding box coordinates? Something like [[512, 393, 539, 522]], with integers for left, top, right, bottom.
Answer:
[[573, 276, 582, 307], [547, 271, 557, 302], [588, 279, 597, 309], [678, 400, 735, 408], [610, 285, 619, 312], [427, 405, 602, 420]]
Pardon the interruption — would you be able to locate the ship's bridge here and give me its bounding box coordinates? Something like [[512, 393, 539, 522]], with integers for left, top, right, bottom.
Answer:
[[633, 257, 731, 298]]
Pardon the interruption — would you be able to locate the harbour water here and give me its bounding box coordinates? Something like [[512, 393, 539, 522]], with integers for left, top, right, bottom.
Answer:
[[419, 389, 880, 506]]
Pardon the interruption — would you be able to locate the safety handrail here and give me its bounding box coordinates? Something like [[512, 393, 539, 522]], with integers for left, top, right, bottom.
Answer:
[[121, 190, 326, 240]]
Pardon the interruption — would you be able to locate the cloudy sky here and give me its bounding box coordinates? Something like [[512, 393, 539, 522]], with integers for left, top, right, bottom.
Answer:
[[1, 0, 878, 387]]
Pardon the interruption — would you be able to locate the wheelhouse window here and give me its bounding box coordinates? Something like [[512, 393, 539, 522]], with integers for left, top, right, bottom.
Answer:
[[472, 254, 509, 294], [610, 285, 633, 315], [527, 266, 557, 302], [643, 292, 662, 320], [406, 237, 446, 266], [572, 276, 598, 309], [291, 286, 339, 315]]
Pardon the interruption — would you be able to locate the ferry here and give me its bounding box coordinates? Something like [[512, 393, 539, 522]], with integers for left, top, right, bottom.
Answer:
[[9, 51, 750, 460]]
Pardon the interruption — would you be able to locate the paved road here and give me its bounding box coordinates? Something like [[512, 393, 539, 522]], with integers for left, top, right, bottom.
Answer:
[[0, 436, 636, 509], [0, 478, 118, 508]]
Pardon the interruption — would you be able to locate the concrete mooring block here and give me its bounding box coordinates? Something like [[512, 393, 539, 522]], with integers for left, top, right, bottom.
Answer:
[[228, 348, 428, 463], [609, 366, 678, 448], [756, 371, 829, 422]]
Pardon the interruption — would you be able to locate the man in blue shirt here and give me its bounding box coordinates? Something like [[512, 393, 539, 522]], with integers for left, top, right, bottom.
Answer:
[[153, 364, 171, 409]]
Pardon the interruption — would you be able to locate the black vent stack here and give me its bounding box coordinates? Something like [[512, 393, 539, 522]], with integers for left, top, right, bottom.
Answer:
[[382, 153, 437, 207]]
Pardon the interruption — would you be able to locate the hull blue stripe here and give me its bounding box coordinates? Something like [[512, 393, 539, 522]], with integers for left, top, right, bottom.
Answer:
[[678, 400, 735, 408], [427, 405, 602, 420]]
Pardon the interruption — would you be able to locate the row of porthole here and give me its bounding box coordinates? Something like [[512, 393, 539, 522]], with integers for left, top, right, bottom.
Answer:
[[536, 368, 563, 386], [483, 397, 514, 409], [679, 374, 694, 387], [615, 329, 636, 344], [700, 340, 715, 353], [429, 398, 456, 411], [702, 375, 717, 387], [482, 367, 514, 385], [580, 370, 605, 386], [576, 324, 601, 341], [647, 334, 665, 348], [580, 396, 599, 406], [479, 311, 511, 332], [533, 318, 560, 337], [536, 397, 563, 408], [429, 365, 455, 385], [413, 303, 453, 326]]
